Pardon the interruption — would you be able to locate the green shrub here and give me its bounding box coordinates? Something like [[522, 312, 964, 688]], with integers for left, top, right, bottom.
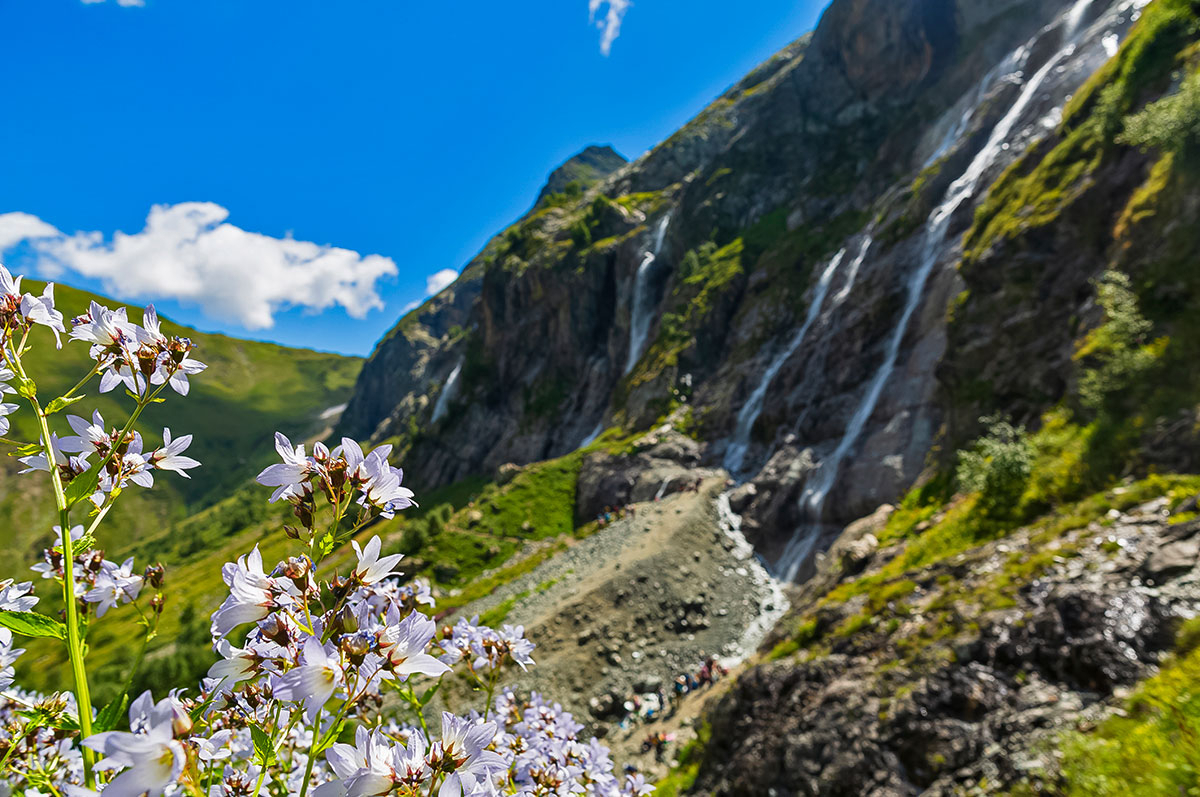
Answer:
[[956, 415, 1033, 518], [1077, 271, 1159, 412], [1119, 69, 1200, 154]]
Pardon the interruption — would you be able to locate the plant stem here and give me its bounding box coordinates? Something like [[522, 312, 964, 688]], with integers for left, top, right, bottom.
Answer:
[[8, 346, 96, 786]]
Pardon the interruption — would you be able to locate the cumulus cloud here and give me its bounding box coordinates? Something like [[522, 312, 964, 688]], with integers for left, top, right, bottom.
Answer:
[[0, 213, 60, 252], [425, 268, 458, 296], [588, 0, 631, 56], [0, 203, 397, 330], [401, 267, 460, 314]]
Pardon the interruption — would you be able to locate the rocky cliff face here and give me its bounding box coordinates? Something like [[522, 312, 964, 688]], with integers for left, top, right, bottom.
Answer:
[[329, 0, 1200, 791], [338, 0, 1158, 581]]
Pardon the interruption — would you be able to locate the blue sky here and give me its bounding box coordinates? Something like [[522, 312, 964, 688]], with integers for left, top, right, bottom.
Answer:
[[0, 0, 827, 355]]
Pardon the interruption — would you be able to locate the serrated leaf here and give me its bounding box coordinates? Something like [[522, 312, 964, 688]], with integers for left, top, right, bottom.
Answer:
[[44, 395, 86, 415], [95, 693, 129, 733], [63, 470, 100, 508], [0, 610, 66, 639], [250, 723, 276, 765]]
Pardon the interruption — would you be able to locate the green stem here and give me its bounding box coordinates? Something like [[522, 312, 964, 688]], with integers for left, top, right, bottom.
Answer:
[[296, 708, 325, 797], [250, 764, 268, 797], [8, 346, 96, 787]]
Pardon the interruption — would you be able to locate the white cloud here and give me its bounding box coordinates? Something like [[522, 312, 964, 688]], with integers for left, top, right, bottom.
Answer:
[[0, 203, 397, 330], [588, 0, 631, 56], [401, 267, 460, 315], [81, 0, 145, 5], [0, 213, 60, 252], [425, 268, 458, 296]]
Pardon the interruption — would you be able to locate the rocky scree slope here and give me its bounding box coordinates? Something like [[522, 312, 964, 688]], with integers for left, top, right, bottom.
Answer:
[[335, 0, 1152, 581]]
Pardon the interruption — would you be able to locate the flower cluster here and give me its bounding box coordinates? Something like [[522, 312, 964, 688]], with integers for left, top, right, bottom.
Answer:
[[71, 302, 206, 396], [30, 525, 163, 619], [0, 264, 66, 348], [0, 259, 653, 797], [257, 434, 417, 548]]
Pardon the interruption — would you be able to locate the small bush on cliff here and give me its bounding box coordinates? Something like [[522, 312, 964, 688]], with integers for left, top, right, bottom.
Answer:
[[1076, 270, 1159, 413], [1119, 69, 1200, 154], [956, 415, 1033, 519]]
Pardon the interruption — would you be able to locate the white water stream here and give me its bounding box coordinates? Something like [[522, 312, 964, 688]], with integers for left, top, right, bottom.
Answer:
[[775, 0, 1110, 581], [714, 492, 789, 668], [625, 215, 672, 375], [431, 359, 463, 423]]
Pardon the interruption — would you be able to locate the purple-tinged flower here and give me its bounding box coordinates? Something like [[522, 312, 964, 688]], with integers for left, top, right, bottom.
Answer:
[[58, 410, 109, 456], [20, 282, 66, 348], [0, 579, 38, 612], [211, 546, 277, 637], [356, 446, 416, 518], [378, 611, 450, 679], [272, 637, 343, 723], [70, 301, 136, 350], [84, 557, 143, 617], [623, 773, 654, 796], [430, 713, 504, 797], [257, 432, 313, 501], [85, 717, 186, 797], [147, 428, 200, 477], [351, 536, 404, 586]]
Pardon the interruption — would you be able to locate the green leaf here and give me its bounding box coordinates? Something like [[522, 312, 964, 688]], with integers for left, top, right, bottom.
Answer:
[[250, 724, 276, 766], [44, 395, 86, 415], [95, 693, 130, 733], [63, 470, 100, 508], [0, 610, 66, 639], [15, 377, 36, 399], [15, 443, 40, 456], [189, 692, 218, 723], [314, 717, 347, 755], [419, 682, 441, 707]]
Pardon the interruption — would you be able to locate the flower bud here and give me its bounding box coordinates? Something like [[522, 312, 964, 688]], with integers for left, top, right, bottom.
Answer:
[[150, 593, 166, 615], [169, 702, 193, 737], [143, 563, 166, 589], [339, 604, 359, 634], [259, 614, 291, 647], [283, 525, 301, 540], [340, 632, 371, 661]]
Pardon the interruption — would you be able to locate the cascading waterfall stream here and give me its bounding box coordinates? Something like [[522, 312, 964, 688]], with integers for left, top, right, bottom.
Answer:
[[714, 492, 789, 667], [724, 235, 873, 475], [775, 0, 1108, 582], [431, 359, 463, 424], [624, 215, 672, 375]]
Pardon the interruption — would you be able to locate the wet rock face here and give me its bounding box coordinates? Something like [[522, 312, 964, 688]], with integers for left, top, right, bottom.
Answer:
[[692, 501, 1200, 796]]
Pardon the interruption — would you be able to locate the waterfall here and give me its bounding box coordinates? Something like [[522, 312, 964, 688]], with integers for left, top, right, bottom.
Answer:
[[580, 422, 604, 448], [625, 215, 672, 375], [654, 477, 673, 502], [1064, 0, 1097, 39], [724, 235, 875, 476], [775, 0, 1110, 582], [431, 359, 463, 423], [714, 492, 789, 667]]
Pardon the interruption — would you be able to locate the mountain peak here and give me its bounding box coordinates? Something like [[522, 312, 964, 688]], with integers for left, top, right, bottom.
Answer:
[[535, 145, 627, 205]]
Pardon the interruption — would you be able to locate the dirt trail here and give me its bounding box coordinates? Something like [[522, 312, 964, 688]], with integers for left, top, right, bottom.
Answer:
[[446, 477, 786, 774]]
